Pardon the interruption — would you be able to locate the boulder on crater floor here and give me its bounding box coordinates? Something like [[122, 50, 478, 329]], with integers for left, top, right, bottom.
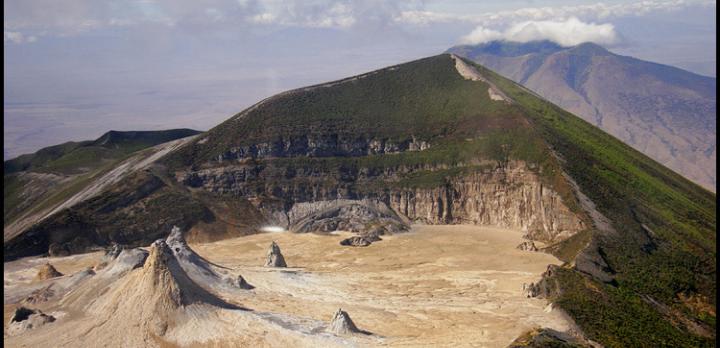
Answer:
[[264, 241, 287, 268], [522, 282, 540, 298], [7, 307, 56, 335], [516, 241, 538, 252], [227, 274, 254, 290], [340, 236, 374, 247]]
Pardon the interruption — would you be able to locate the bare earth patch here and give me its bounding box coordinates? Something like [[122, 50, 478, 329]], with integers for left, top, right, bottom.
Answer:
[[4, 225, 571, 347], [194, 224, 572, 347]]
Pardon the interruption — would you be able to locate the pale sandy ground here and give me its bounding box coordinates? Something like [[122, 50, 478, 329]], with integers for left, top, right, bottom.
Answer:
[[4, 225, 571, 347]]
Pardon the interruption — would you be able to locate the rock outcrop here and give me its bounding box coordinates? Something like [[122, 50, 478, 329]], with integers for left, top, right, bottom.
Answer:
[[22, 285, 55, 304], [264, 241, 287, 268], [388, 168, 585, 243], [523, 265, 564, 299], [208, 135, 430, 164], [574, 240, 616, 284], [340, 236, 381, 246], [165, 225, 252, 291], [522, 282, 540, 298], [508, 327, 595, 348], [288, 199, 409, 237], [7, 307, 56, 335], [230, 275, 254, 290], [177, 162, 584, 245], [94, 243, 125, 270], [517, 241, 538, 252], [35, 263, 63, 280], [327, 308, 361, 335], [102, 248, 149, 277]]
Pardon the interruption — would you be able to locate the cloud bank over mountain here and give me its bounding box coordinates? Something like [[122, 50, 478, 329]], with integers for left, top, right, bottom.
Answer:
[[459, 18, 618, 47]]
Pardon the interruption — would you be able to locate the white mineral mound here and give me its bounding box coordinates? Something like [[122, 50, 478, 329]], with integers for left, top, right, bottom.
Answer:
[[58, 239, 243, 346], [265, 241, 287, 267], [166, 225, 253, 292], [327, 308, 362, 335]]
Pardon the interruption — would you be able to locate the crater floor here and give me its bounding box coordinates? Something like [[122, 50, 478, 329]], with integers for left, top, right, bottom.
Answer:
[[4, 225, 572, 347]]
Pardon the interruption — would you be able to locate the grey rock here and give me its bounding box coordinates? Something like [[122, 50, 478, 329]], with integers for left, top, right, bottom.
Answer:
[[516, 241, 538, 252], [574, 241, 615, 284], [227, 275, 254, 290], [327, 308, 361, 335], [264, 241, 287, 268], [8, 307, 56, 335], [288, 199, 409, 237], [339, 236, 373, 247], [102, 248, 150, 277]]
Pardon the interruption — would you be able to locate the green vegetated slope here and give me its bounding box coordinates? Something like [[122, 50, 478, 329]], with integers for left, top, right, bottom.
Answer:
[[5, 128, 200, 175], [3, 55, 715, 346], [473, 59, 716, 347], [3, 129, 201, 226], [168, 55, 531, 165]]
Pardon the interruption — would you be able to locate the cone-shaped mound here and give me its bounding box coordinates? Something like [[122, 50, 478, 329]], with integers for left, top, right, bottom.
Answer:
[[81, 239, 243, 338], [265, 241, 287, 268], [166, 225, 225, 273], [327, 308, 361, 335], [166, 226, 252, 291], [35, 263, 63, 280]]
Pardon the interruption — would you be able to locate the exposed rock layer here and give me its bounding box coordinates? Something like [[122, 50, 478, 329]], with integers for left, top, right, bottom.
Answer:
[[178, 162, 584, 244]]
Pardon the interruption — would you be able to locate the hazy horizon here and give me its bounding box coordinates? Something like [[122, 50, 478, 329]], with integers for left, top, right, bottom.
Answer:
[[4, 0, 717, 159]]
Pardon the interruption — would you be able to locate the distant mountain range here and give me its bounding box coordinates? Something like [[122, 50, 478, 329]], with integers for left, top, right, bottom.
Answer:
[[447, 40, 716, 192]]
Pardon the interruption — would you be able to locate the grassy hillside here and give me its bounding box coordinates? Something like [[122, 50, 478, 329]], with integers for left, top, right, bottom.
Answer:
[[474, 59, 716, 346], [5, 128, 200, 175], [166, 56, 528, 167], [3, 129, 201, 226]]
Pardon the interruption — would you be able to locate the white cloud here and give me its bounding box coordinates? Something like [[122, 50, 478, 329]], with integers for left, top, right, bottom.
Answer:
[[4, 31, 36, 44], [459, 27, 503, 45], [395, 0, 716, 26], [2, 0, 714, 42], [460, 17, 618, 46]]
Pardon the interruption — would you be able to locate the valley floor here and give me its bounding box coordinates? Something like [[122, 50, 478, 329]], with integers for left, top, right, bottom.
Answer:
[[4, 225, 572, 347]]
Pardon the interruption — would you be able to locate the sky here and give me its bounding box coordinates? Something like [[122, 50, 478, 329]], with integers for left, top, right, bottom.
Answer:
[[4, 0, 717, 159]]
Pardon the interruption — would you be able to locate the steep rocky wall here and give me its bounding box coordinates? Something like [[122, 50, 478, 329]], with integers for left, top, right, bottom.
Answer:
[[215, 134, 429, 162], [387, 169, 585, 242], [177, 161, 585, 244]]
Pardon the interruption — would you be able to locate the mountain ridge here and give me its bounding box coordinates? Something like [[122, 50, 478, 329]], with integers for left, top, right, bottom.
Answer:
[[447, 40, 717, 191]]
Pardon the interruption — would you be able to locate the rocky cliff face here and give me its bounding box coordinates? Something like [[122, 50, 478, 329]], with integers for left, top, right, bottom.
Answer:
[[386, 167, 584, 242], [177, 159, 584, 244], [215, 134, 429, 162]]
